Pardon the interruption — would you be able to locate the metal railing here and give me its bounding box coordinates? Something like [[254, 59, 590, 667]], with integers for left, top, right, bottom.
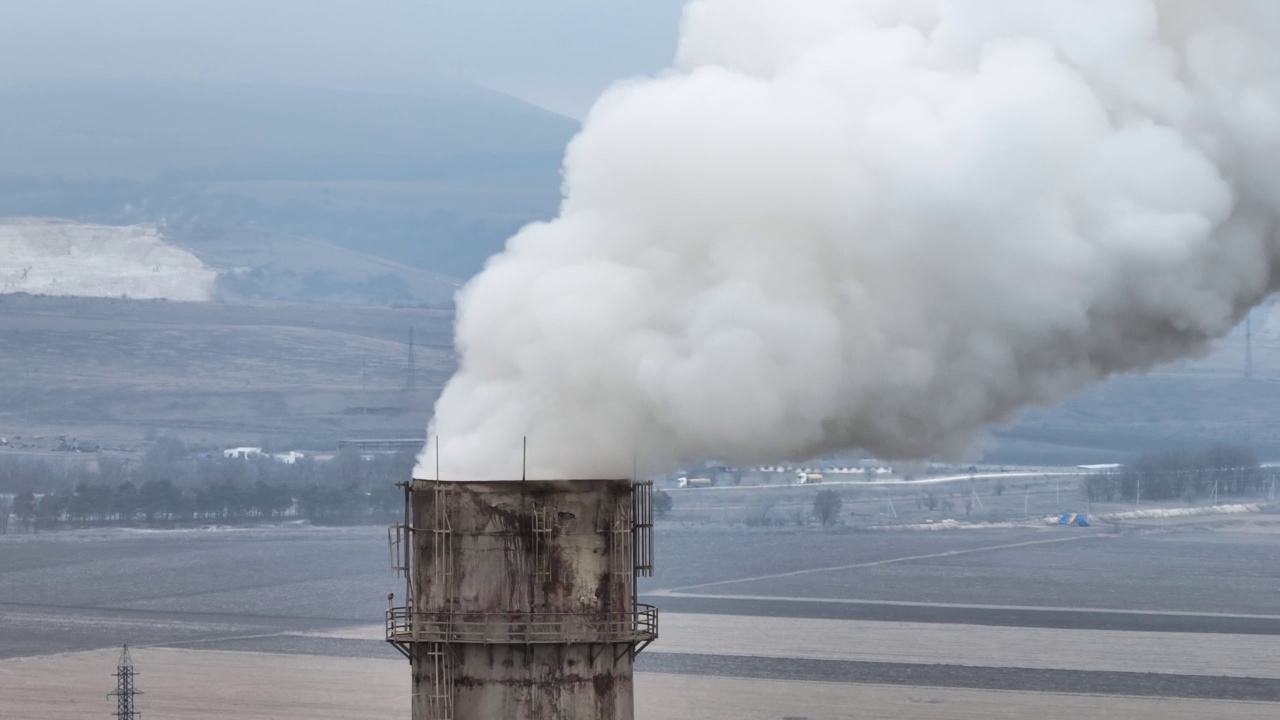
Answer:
[[386, 604, 658, 647]]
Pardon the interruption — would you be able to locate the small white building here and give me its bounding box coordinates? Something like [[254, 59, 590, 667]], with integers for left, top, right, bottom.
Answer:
[[272, 451, 306, 465], [223, 447, 263, 460]]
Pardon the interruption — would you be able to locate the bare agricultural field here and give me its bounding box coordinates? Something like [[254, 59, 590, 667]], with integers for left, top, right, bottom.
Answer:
[[650, 614, 1280, 679], [648, 519, 1280, 615], [0, 526, 396, 658], [670, 525, 1280, 616], [2, 648, 1276, 720], [646, 525, 1060, 592], [4, 520, 1279, 716], [637, 673, 1279, 720], [0, 648, 408, 720]]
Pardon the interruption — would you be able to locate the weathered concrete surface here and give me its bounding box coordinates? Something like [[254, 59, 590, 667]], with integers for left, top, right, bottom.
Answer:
[[413, 480, 635, 616], [408, 479, 641, 720]]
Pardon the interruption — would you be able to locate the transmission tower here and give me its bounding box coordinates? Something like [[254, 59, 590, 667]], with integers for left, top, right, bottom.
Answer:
[[109, 645, 142, 720]]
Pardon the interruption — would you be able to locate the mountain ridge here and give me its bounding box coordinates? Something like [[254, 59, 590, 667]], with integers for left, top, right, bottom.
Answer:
[[0, 79, 571, 278]]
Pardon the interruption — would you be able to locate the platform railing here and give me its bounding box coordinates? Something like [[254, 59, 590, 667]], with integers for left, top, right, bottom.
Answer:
[[386, 604, 659, 647]]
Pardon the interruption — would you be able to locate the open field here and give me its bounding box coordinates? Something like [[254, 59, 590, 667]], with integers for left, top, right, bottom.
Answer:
[[0, 526, 394, 658], [653, 614, 1280, 679], [2, 648, 1278, 720], [2, 514, 1278, 716], [637, 674, 1280, 720], [658, 527, 1280, 615], [647, 513, 1280, 604]]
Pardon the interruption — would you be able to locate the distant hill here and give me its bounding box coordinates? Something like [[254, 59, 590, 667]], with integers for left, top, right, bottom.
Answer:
[[0, 80, 577, 177], [1, 294, 1278, 466], [0, 294, 453, 452], [987, 324, 1280, 465], [175, 222, 463, 306], [0, 80, 574, 277]]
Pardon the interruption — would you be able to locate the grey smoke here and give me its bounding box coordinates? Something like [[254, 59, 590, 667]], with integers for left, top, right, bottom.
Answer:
[[418, 0, 1280, 480]]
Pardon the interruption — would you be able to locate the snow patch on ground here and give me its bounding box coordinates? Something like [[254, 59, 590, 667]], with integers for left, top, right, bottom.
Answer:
[[875, 518, 1048, 532], [872, 503, 1265, 532], [0, 218, 216, 301], [1095, 504, 1262, 522]]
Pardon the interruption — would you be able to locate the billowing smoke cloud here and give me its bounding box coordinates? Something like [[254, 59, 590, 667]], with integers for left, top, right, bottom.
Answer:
[[418, 0, 1280, 480]]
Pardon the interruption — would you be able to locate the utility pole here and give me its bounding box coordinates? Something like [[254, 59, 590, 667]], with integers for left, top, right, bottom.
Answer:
[[22, 367, 31, 426], [109, 645, 142, 720], [406, 326, 417, 391], [1246, 313, 1254, 379], [362, 361, 369, 416]]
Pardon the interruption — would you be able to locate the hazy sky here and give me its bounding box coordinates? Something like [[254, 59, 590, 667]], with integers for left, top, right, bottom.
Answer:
[[0, 0, 688, 118]]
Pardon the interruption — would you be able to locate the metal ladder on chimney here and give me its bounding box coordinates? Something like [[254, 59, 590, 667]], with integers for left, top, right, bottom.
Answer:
[[426, 482, 455, 720], [430, 482, 454, 607], [532, 503, 553, 593], [422, 642, 454, 720]]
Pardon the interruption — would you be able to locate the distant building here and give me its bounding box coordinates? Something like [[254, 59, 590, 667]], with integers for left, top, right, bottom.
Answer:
[[337, 438, 423, 454], [223, 447, 309, 464]]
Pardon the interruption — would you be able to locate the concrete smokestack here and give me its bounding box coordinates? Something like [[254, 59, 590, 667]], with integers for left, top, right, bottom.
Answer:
[[387, 479, 657, 720]]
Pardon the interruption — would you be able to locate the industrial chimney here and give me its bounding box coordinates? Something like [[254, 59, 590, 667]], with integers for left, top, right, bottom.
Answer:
[[386, 478, 658, 719]]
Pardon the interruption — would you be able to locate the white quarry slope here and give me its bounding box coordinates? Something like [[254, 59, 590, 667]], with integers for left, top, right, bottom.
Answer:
[[0, 218, 216, 301]]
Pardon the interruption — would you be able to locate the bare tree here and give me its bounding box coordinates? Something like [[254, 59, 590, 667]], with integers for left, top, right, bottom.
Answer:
[[812, 489, 843, 526], [922, 490, 940, 512], [14, 491, 36, 532], [654, 490, 673, 518]]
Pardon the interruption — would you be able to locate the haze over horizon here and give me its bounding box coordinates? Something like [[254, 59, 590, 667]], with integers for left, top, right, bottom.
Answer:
[[0, 0, 688, 118], [2, 9, 1280, 719], [1, 0, 1279, 474]]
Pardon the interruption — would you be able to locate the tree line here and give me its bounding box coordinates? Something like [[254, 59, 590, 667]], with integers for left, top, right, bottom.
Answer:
[[0, 437, 413, 532], [1081, 444, 1270, 503]]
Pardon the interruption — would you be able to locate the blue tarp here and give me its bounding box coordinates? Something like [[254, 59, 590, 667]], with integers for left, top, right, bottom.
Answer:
[[1059, 513, 1090, 527]]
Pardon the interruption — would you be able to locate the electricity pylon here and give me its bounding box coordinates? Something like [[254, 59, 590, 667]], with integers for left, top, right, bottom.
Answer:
[[109, 645, 142, 720]]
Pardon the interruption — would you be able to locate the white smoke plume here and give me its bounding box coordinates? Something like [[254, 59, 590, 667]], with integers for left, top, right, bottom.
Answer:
[[418, 0, 1280, 480]]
